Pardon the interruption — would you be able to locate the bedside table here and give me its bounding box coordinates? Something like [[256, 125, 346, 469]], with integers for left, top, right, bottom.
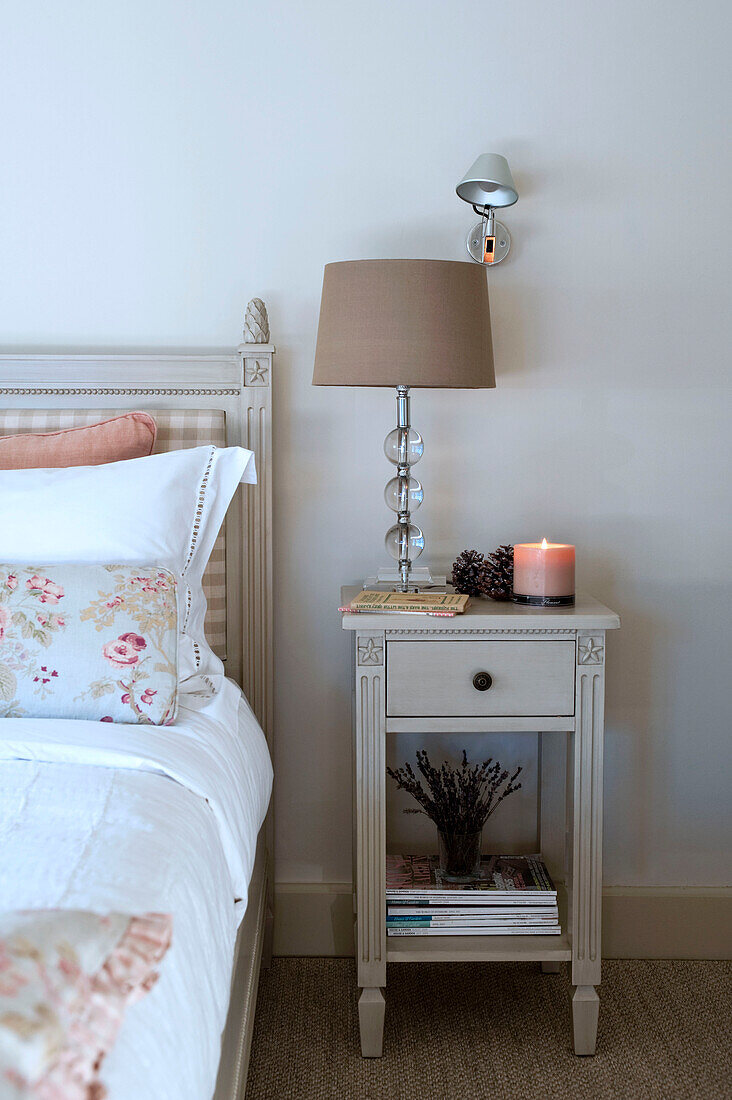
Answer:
[[341, 587, 620, 1057]]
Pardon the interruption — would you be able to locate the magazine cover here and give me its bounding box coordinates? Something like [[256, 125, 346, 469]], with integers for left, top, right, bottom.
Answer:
[[387, 905, 559, 918], [386, 854, 557, 896], [387, 926, 563, 937]]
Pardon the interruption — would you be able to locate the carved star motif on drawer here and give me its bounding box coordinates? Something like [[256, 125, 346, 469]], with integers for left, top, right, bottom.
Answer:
[[245, 360, 269, 386], [578, 637, 604, 665], [357, 638, 383, 666]]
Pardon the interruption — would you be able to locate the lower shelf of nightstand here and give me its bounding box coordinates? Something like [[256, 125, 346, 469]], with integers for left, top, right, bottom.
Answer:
[[386, 886, 571, 964]]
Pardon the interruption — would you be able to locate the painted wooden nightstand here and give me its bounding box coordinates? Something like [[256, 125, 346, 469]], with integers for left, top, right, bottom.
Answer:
[[341, 587, 620, 1057]]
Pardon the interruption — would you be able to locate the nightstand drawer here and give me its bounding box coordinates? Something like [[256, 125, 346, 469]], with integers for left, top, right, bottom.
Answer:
[[386, 639, 575, 717]]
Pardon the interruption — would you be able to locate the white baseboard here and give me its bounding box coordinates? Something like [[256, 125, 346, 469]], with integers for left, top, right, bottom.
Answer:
[[273, 883, 732, 959]]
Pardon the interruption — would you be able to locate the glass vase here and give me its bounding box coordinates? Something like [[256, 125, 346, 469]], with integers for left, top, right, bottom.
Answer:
[[437, 828, 482, 882]]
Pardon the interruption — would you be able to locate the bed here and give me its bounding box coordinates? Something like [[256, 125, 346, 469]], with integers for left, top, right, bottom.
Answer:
[[0, 328, 275, 1100]]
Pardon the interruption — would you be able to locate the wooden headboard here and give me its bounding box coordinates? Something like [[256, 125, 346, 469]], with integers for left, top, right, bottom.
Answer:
[[0, 339, 274, 752]]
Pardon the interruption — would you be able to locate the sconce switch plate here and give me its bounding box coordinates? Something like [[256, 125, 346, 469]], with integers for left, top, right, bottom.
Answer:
[[467, 220, 511, 264]]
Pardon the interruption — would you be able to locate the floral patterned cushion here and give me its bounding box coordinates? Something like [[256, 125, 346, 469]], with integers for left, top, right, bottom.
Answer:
[[0, 909, 172, 1100], [0, 565, 177, 725]]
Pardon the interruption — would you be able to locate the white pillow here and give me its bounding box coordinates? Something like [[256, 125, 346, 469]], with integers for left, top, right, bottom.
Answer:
[[0, 445, 256, 691]]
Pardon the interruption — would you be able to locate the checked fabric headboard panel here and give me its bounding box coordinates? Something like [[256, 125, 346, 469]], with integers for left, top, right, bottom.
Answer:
[[0, 408, 229, 660]]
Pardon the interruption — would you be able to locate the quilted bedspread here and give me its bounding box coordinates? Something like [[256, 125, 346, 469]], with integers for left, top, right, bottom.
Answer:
[[0, 680, 272, 1100]]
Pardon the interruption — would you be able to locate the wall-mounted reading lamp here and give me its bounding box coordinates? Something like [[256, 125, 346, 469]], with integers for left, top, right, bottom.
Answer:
[[456, 153, 518, 265]]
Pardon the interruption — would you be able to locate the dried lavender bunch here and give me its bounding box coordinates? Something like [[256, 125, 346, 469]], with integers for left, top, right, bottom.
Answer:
[[387, 749, 522, 834]]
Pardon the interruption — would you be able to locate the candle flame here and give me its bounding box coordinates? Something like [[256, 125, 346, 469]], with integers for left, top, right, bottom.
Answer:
[[541, 537, 548, 550]]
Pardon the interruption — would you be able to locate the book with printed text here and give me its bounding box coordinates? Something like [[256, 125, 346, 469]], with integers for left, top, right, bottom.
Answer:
[[345, 590, 470, 614]]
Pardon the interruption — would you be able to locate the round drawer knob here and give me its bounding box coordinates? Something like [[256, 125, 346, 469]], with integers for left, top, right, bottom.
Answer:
[[472, 671, 493, 692]]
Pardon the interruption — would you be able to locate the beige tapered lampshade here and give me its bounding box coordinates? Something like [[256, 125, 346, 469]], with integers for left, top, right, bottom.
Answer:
[[312, 259, 494, 388]]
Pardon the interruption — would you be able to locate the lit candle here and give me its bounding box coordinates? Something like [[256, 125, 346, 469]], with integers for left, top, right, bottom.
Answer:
[[513, 539, 575, 607]]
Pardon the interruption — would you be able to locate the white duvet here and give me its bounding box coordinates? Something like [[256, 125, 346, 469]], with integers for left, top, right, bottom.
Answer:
[[0, 678, 273, 1100]]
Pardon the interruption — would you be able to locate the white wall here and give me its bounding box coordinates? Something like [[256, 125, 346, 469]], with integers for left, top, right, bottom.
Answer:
[[1, 1, 730, 897]]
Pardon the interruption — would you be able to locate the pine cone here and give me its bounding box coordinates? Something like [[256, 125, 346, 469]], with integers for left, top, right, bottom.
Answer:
[[482, 544, 514, 601], [451, 549, 488, 597]]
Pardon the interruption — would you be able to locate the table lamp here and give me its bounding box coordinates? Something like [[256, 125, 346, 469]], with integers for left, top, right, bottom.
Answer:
[[312, 259, 495, 591]]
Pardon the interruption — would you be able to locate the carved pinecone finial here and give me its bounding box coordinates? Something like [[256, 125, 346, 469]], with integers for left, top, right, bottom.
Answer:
[[243, 298, 270, 343]]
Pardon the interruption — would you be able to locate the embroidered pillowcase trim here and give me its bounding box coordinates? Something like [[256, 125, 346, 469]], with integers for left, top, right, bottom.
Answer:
[[0, 564, 178, 725], [0, 909, 172, 1100]]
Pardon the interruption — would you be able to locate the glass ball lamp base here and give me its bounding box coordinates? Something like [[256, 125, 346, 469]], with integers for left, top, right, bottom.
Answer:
[[374, 384, 448, 592]]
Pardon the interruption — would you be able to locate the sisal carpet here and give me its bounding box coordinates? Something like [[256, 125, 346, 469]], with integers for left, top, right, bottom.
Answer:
[[245, 958, 731, 1100]]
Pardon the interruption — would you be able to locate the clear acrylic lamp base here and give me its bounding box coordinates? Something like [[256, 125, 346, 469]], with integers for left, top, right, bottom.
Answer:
[[363, 566, 447, 592]]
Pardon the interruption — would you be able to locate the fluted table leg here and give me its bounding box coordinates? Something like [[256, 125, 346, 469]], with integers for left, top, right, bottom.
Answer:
[[354, 631, 387, 1057], [570, 632, 607, 1055]]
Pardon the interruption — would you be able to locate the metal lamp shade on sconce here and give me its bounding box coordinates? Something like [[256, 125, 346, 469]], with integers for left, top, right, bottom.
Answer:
[[312, 258, 494, 591], [456, 154, 518, 209]]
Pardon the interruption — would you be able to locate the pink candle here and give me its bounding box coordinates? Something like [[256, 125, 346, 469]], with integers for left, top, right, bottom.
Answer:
[[513, 539, 575, 607]]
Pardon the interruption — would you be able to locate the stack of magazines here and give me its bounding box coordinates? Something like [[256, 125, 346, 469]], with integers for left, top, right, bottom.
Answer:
[[386, 854, 560, 936]]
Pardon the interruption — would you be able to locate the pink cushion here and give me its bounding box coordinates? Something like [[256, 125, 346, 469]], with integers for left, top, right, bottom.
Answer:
[[0, 412, 157, 469]]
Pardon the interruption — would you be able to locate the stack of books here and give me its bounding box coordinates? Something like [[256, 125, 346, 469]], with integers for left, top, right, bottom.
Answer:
[[341, 591, 470, 617], [386, 854, 560, 937]]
